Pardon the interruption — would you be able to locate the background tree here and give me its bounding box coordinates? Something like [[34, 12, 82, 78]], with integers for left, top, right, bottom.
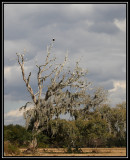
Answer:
[[107, 102, 126, 147], [4, 124, 32, 147], [16, 40, 108, 151], [75, 111, 109, 148], [96, 102, 126, 147]]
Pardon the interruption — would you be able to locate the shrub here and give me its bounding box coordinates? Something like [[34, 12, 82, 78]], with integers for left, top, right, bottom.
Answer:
[[66, 146, 73, 153], [4, 141, 20, 155], [4, 124, 32, 147]]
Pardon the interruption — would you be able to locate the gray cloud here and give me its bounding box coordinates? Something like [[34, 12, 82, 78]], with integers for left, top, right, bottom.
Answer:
[[4, 3, 126, 124], [92, 4, 126, 22], [88, 22, 120, 34]]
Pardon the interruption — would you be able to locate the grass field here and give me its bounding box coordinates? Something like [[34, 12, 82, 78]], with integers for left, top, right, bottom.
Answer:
[[4, 148, 126, 157]]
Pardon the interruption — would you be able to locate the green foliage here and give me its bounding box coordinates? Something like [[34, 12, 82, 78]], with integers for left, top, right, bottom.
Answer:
[[4, 124, 32, 147], [36, 133, 50, 148], [48, 119, 80, 147], [106, 134, 126, 147], [75, 115, 109, 147]]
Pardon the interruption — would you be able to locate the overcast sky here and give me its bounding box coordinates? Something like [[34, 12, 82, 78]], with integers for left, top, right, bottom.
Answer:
[[4, 3, 126, 125]]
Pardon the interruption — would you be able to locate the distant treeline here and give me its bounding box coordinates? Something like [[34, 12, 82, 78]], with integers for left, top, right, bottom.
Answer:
[[4, 102, 126, 148]]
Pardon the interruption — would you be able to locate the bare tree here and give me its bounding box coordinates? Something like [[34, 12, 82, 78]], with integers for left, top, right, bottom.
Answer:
[[16, 40, 107, 151]]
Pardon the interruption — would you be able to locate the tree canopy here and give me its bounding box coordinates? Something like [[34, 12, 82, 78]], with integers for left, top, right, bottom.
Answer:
[[4, 101, 126, 149]]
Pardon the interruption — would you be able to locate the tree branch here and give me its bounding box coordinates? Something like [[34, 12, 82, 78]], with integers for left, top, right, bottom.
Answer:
[[16, 53, 37, 104]]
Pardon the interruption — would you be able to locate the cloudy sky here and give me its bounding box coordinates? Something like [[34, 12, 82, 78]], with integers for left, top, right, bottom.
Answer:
[[4, 3, 126, 125]]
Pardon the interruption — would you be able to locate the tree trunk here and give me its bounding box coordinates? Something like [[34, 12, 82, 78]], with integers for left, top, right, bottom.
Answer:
[[30, 136, 37, 151]]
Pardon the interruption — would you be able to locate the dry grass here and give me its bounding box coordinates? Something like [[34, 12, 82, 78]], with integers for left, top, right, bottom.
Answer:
[[4, 147, 126, 157]]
